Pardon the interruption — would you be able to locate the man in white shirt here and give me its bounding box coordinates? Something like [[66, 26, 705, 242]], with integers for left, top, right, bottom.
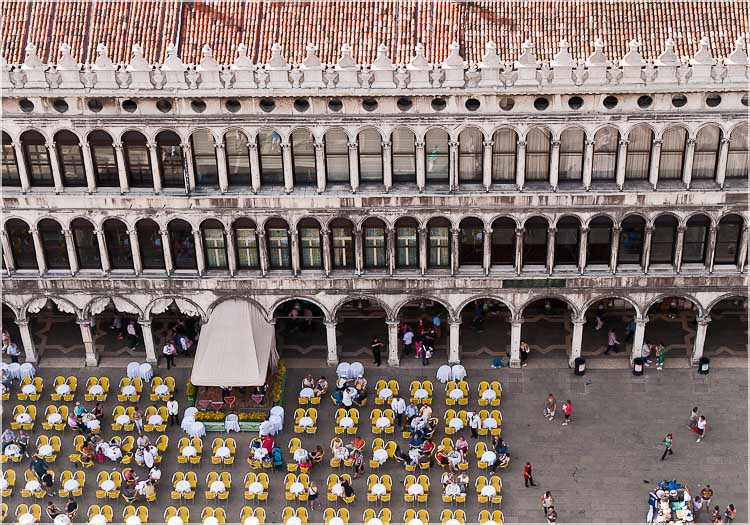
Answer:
[[162, 341, 176, 369], [166, 397, 179, 425], [391, 396, 406, 428], [469, 411, 481, 439], [403, 328, 414, 357], [5, 341, 20, 363]]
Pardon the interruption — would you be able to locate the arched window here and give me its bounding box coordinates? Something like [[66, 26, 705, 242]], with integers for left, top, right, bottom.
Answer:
[[554, 217, 580, 266], [458, 128, 483, 184], [6, 219, 37, 269], [224, 129, 251, 187], [1, 132, 21, 186], [425, 129, 449, 182], [427, 218, 451, 268], [168, 219, 196, 270], [190, 130, 218, 187], [683, 215, 710, 264], [363, 218, 386, 268], [692, 126, 721, 180], [291, 129, 316, 186], [136, 219, 164, 270], [715, 214, 743, 265], [490, 218, 515, 265], [592, 127, 619, 181], [330, 219, 354, 269], [525, 128, 551, 181], [618, 216, 645, 265], [522, 217, 548, 266], [156, 131, 185, 189], [558, 128, 585, 182], [200, 219, 227, 269], [122, 131, 152, 188], [70, 218, 100, 269], [492, 129, 517, 183], [587, 216, 613, 266], [265, 218, 291, 269], [459, 218, 484, 266], [54, 130, 86, 187], [659, 127, 686, 180], [625, 126, 652, 181], [102, 219, 133, 270], [726, 124, 748, 180], [38, 219, 69, 270], [650, 215, 678, 265], [325, 129, 349, 183], [392, 128, 416, 183], [21, 130, 52, 187], [358, 129, 383, 183], [395, 217, 418, 268], [232, 218, 259, 269], [256, 130, 283, 186], [298, 218, 322, 269], [88, 131, 119, 187]]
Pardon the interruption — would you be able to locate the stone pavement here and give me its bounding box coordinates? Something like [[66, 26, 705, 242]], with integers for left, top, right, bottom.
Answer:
[[1, 356, 746, 523]]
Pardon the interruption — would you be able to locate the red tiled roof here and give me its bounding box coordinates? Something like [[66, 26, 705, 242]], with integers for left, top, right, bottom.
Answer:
[[3, 0, 747, 64]]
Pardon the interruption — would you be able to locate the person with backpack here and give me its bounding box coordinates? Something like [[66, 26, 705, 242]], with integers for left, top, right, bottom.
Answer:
[[562, 400, 573, 426]]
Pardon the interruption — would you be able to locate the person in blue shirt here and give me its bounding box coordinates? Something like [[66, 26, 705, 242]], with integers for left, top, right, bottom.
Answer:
[[271, 446, 283, 471]]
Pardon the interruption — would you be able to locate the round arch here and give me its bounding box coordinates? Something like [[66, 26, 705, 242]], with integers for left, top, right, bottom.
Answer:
[[455, 295, 516, 320], [21, 295, 81, 321], [580, 295, 642, 320], [206, 295, 270, 322], [82, 295, 144, 320], [518, 294, 580, 319], [393, 295, 455, 322], [331, 295, 394, 321], [144, 296, 207, 322], [643, 293, 705, 318], [705, 292, 749, 315], [268, 296, 331, 322]]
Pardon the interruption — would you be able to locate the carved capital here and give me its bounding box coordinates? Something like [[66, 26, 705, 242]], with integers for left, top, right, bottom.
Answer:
[[619, 139, 630, 146], [686, 138, 697, 146], [415, 141, 426, 149], [381, 141, 392, 149], [112, 141, 123, 151], [347, 142, 358, 150], [79, 142, 90, 151], [677, 225, 687, 234], [585, 139, 596, 146], [547, 227, 557, 235], [515, 227, 524, 236], [652, 139, 663, 146], [214, 142, 225, 150], [448, 141, 460, 149], [247, 142, 257, 150], [482, 141, 494, 148], [313, 141, 325, 150], [550, 139, 561, 147], [280, 142, 291, 150], [580, 227, 589, 234], [516, 140, 527, 147], [45, 141, 56, 150], [720, 137, 731, 145], [146, 142, 158, 151]]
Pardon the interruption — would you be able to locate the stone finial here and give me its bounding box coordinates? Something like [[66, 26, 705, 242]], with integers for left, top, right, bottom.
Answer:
[[161, 42, 188, 89], [690, 36, 716, 82], [21, 42, 47, 88], [125, 43, 152, 89], [479, 40, 504, 87], [197, 44, 222, 89], [92, 44, 118, 89], [586, 37, 609, 85], [300, 43, 325, 88], [56, 42, 84, 88], [441, 41, 466, 87], [266, 42, 291, 88], [407, 42, 432, 88], [230, 43, 257, 88], [514, 40, 539, 86], [552, 38, 575, 85], [370, 43, 395, 88], [335, 43, 359, 88], [655, 37, 679, 83], [725, 36, 749, 81], [620, 39, 646, 84]]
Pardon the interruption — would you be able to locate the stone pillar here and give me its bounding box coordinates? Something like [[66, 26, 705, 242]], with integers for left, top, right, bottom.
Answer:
[[314, 141, 326, 193], [450, 227, 460, 275], [139, 321, 157, 364], [146, 142, 162, 194], [578, 227, 589, 274], [418, 227, 428, 275], [289, 228, 300, 276], [325, 320, 338, 367], [582, 139, 595, 190], [347, 142, 359, 193], [248, 141, 261, 193], [29, 228, 46, 275], [387, 320, 400, 366], [112, 142, 130, 193], [448, 141, 459, 191], [214, 142, 229, 193], [281, 142, 294, 193], [610, 227, 621, 273], [483, 227, 492, 275], [648, 139, 662, 190], [690, 316, 711, 366], [682, 138, 696, 189], [15, 320, 38, 363], [737, 226, 749, 273], [509, 318, 523, 367], [415, 141, 426, 192], [382, 141, 392, 192], [96, 229, 111, 274], [12, 142, 31, 192], [78, 320, 99, 367], [615, 139, 628, 190], [514, 228, 524, 275], [321, 228, 331, 277], [546, 227, 556, 274], [673, 225, 686, 273], [548, 139, 561, 191], [128, 229, 142, 275], [569, 317, 586, 367], [630, 316, 648, 364], [448, 320, 461, 364], [715, 137, 730, 188], [482, 141, 493, 191], [386, 227, 395, 276], [257, 230, 268, 276], [641, 226, 654, 273], [46, 142, 64, 193], [225, 228, 237, 276], [193, 230, 205, 275], [706, 225, 719, 272], [63, 229, 79, 276], [354, 228, 364, 275], [79, 143, 97, 193], [160, 230, 174, 275], [181, 143, 196, 192], [515, 140, 526, 190], [1, 231, 15, 272]]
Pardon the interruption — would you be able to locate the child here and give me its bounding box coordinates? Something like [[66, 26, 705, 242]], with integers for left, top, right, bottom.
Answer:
[[655, 343, 666, 370]]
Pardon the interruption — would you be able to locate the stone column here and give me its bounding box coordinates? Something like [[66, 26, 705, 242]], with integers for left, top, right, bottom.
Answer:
[[1, 230, 15, 272], [448, 141, 459, 191], [548, 139, 561, 191], [181, 143, 196, 192], [314, 141, 326, 193], [96, 229, 111, 274], [737, 226, 749, 273], [354, 228, 364, 275], [12, 142, 31, 192], [509, 318, 523, 367], [706, 225, 719, 273], [641, 226, 654, 273], [418, 227, 428, 275], [630, 316, 648, 364], [615, 139, 629, 190], [347, 142, 359, 193], [578, 227, 589, 274], [450, 227, 460, 275], [483, 227, 492, 275], [146, 142, 162, 194], [63, 229, 79, 276], [546, 227, 556, 274], [387, 320, 400, 366], [515, 140, 526, 190], [214, 142, 229, 193], [160, 230, 174, 275], [569, 317, 586, 367], [682, 138, 696, 189], [448, 319, 461, 364], [415, 141, 426, 192], [112, 142, 130, 193], [673, 225, 686, 273], [386, 227, 395, 276], [78, 320, 99, 367], [127, 229, 142, 275], [715, 137, 730, 188], [648, 139, 662, 190], [257, 230, 268, 276], [382, 141, 392, 192], [225, 228, 237, 276], [46, 142, 64, 193], [325, 320, 339, 366], [281, 142, 294, 193], [79, 142, 97, 193], [248, 141, 261, 193], [514, 228, 524, 275], [289, 228, 300, 276], [321, 228, 331, 277], [139, 321, 157, 364], [192, 230, 205, 275], [582, 139, 595, 190], [690, 316, 711, 366], [482, 141, 494, 191], [15, 320, 38, 363], [610, 226, 621, 273], [29, 228, 46, 275]]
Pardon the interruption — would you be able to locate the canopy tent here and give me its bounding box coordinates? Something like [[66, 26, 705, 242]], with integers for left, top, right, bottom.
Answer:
[[190, 299, 278, 387]]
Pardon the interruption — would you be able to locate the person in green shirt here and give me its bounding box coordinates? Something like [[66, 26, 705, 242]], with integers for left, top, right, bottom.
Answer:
[[661, 433, 673, 460], [655, 342, 667, 370]]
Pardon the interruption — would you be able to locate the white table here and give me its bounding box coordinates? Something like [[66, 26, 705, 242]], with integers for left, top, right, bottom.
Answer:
[[214, 446, 231, 458], [7, 363, 21, 380], [100, 479, 116, 491], [298, 416, 314, 428], [375, 417, 391, 428], [339, 417, 354, 428], [89, 514, 107, 525], [203, 517, 218, 525], [15, 413, 31, 424], [85, 419, 100, 430], [269, 406, 284, 423], [247, 481, 264, 495], [268, 415, 283, 434], [167, 517, 184, 525], [127, 362, 140, 379], [481, 390, 497, 401], [445, 519, 461, 525], [125, 516, 141, 525], [19, 514, 35, 525], [288, 481, 305, 494], [174, 480, 192, 493], [336, 362, 351, 378], [373, 448, 388, 464], [436, 365, 452, 383], [481, 451, 497, 464], [181, 417, 195, 433], [138, 363, 153, 382], [89, 385, 104, 395], [209, 480, 225, 493], [121, 385, 137, 396], [47, 413, 62, 425], [370, 482, 387, 496], [482, 418, 498, 429], [286, 518, 301, 525], [329, 518, 344, 525], [451, 364, 467, 381], [350, 362, 364, 378], [148, 414, 163, 425], [293, 448, 308, 461], [480, 485, 497, 496], [449, 417, 464, 430], [184, 407, 198, 419], [21, 384, 36, 394], [63, 479, 80, 491], [449, 388, 464, 400], [116, 415, 131, 425], [38, 444, 54, 457], [154, 384, 169, 396], [252, 448, 268, 461], [244, 518, 260, 525], [413, 388, 428, 399], [187, 422, 206, 438], [19, 363, 35, 380], [377, 388, 393, 399], [55, 384, 71, 395], [181, 446, 197, 457], [24, 480, 41, 491], [445, 484, 461, 496], [367, 519, 383, 525], [331, 483, 344, 496], [407, 520, 423, 525], [299, 388, 314, 398], [5, 444, 20, 456], [407, 483, 424, 495], [0, 478, 8, 490]]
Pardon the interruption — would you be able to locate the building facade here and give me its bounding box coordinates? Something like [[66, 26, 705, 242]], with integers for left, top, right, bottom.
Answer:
[[1, 34, 748, 368]]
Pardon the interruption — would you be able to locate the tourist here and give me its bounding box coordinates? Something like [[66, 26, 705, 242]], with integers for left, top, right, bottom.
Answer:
[[440, 470, 453, 487], [308, 481, 320, 510], [542, 491, 555, 516], [701, 485, 713, 509], [421, 345, 433, 366], [655, 342, 666, 370], [432, 313, 442, 337], [302, 374, 315, 389], [562, 400, 573, 426], [162, 340, 177, 369], [711, 505, 721, 523], [687, 407, 699, 430], [641, 342, 653, 365], [419, 403, 432, 421], [132, 407, 143, 434], [298, 456, 313, 473], [347, 435, 366, 453], [341, 477, 354, 498], [46, 501, 63, 520], [520, 341, 530, 366], [309, 446, 324, 462], [407, 447, 420, 465], [126, 320, 138, 349], [73, 401, 86, 418], [696, 415, 707, 442], [303, 307, 313, 332], [604, 328, 620, 354], [40, 469, 54, 495], [420, 438, 435, 456], [408, 432, 424, 449], [371, 337, 383, 367], [391, 395, 406, 428], [314, 377, 328, 397], [405, 402, 419, 428], [271, 446, 283, 472], [16, 430, 29, 457], [692, 495, 703, 517], [469, 411, 481, 439], [148, 466, 161, 483], [625, 318, 636, 342], [544, 394, 557, 421], [64, 497, 78, 518], [455, 436, 469, 455], [523, 462, 536, 487], [166, 397, 179, 425], [351, 449, 365, 478], [724, 504, 737, 523], [457, 471, 469, 492], [5, 340, 20, 363], [136, 435, 150, 449], [660, 433, 673, 460], [435, 446, 450, 468], [545, 506, 558, 524], [1, 429, 15, 453], [403, 326, 414, 356]]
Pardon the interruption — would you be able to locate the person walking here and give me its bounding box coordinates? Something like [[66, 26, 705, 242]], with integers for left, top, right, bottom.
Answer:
[[132, 407, 143, 435], [5, 340, 20, 364], [371, 337, 383, 367], [544, 394, 557, 421], [660, 433, 673, 460], [724, 504, 737, 523], [469, 411, 481, 439], [162, 340, 177, 370], [403, 327, 414, 357], [696, 415, 707, 442], [391, 396, 406, 429], [710, 505, 721, 523], [166, 397, 179, 426], [432, 313, 442, 338], [700, 485, 713, 510], [523, 462, 536, 487], [545, 506, 558, 524], [519, 341, 530, 366], [562, 400, 573, 426], [595, 303, 605, 331], [655, 342, 666, 370], [687, 407, 699, 430], [126, 320, 138, 349], [604, 328, 620, 354], [541, 491, 554, 516]]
